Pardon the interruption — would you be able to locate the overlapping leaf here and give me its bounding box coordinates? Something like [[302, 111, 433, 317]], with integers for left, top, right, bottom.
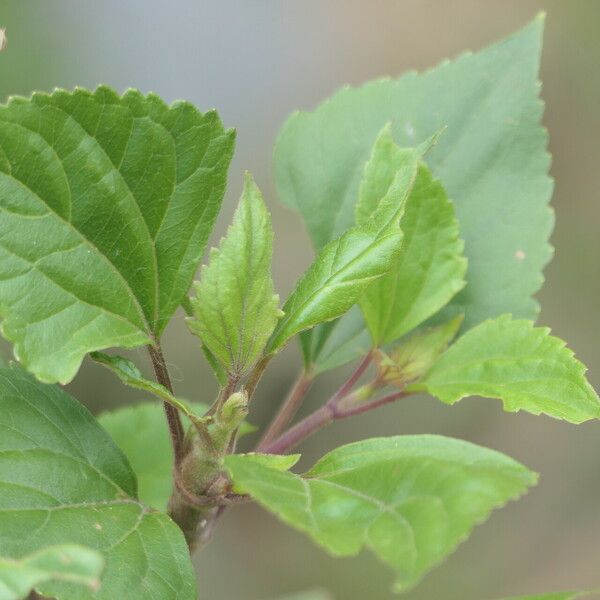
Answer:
[[274, 17, 552, 339], [267, 143, 413, 354], [0, 86, 235, 384], [225, 435, 536, 592], [189, 173, 280, 376], [413, 315, 600, 424], [357, 129, 466, 345], [0, 545, 103, 600], [0, 366, 196, 599]]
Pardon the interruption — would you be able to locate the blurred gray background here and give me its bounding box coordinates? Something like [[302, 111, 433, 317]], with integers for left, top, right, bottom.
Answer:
[[1, 1, 599, 599]]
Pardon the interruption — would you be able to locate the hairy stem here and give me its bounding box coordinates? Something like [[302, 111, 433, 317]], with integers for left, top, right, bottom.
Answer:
[[148, 342, 185, 464], [257, 370, 314, 450]]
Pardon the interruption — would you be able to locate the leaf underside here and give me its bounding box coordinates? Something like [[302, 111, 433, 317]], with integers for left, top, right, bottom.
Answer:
[[0, 366, 196, 599], [225, 435, 536, 592], [0, 86, 234, 384]]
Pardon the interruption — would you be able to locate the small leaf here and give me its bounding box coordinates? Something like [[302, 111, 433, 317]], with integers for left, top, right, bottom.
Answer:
[[0, 545, 103, 600], [0, 87, 234, 384], [360, 161, 466, 345], [90, 351, 199, 421], [274, 17, 552, 333], [376, 315, 463, 387], [0, 366, 196, 599], [267, 199, 407, 354], [413, 315, 600, 424], [189, 173, 281, 376], [99, 402, 256, 510], [225, 435, 536, 592]]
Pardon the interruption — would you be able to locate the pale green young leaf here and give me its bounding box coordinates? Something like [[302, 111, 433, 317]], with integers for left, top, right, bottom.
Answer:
[[412, 315, 600, 424], [99, 402, 255, 510], [225, 435, 536, 592], [376, 315, 463, 387], [354, 124, 420, 230], [266, 225, 402, 353], [0, 86, 234, 384], [361, 162, 466, 345], [188, 173, 280, 376], [274, 17, 552, 333], [267, 192, 407, 355], [90, 351, 199, 421], [0, 545, 103, 600], [0, 366, 196, 599]]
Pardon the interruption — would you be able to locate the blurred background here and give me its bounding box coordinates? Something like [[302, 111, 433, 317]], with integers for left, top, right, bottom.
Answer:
[[1, 1, 599, 598]]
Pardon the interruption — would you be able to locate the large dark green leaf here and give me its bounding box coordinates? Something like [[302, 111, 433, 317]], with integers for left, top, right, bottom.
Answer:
[[0, 366, 196, 599], [0, 87, 234, 383]]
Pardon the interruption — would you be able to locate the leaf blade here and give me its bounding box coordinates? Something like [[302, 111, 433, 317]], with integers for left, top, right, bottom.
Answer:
[[189, 173, 280, 376], [225, 435, 536, 592], [0, 545, 104, 600], [0, 87, 234, 383], [0, 366, 196, 599], [413, 315, 600, 424], [274, 17, 552, 333]]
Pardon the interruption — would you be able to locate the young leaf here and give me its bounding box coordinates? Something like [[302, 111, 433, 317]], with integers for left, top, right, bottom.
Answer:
[[412, 315, 600, 424], [360, 162, 466, 345], [188, 173, 281, 376], [0, 545, 103, 600], [90, 351, 199, 421], [0, 366, 196, 599], [99, 402, 256, 510], [274, 17, 552, 332], [266, 224, 402, 354], [267, 174, 410, 355], [0, 86, 234, 384], [375, 315, 463, 387], [225, 435, 536, 592]]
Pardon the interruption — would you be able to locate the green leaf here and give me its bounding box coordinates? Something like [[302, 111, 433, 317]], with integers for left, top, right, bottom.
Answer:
[[267, 213, 405, 355], [0, 86, 234, 384], [225, 435, 536, 592], [376, 315, 463, 387], [0, 366, 196, 599], [0, 545, 103, 600], [360, 161, 466, 345], [90, 351, 200, 422], [188, 173, 281, 376], [99, 402, 255, 511], [274, 17, 552, 334], [412, 315, 600, 424]]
